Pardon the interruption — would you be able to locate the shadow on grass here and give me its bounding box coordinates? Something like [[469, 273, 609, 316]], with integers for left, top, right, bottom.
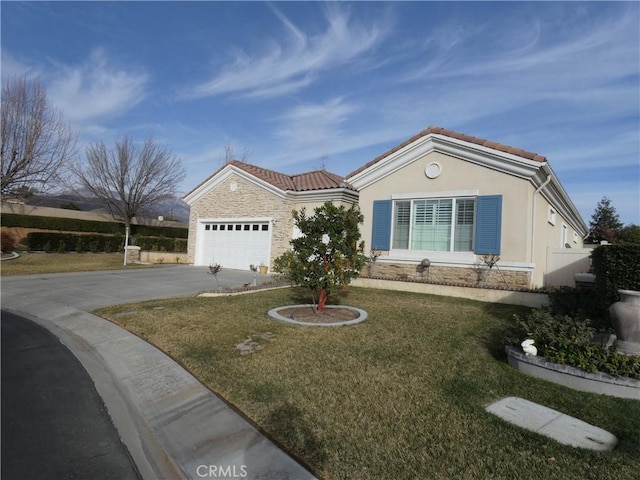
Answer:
[[479, 303, 533, 362], [263, 402, 327, 470]]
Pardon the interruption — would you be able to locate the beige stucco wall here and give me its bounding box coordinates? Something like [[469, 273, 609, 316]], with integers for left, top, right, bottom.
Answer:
[[187, 174, 295, 267], [531, 193, 585, 286], [358, 150, 533, 263]]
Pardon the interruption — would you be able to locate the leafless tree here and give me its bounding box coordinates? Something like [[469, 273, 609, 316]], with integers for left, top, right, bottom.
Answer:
[[1, 76, 77, 197], [222, 141, 250, 165], [73, 135, 185, 264]]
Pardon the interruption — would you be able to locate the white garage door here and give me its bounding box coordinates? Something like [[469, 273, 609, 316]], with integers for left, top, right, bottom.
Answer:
[[196, 219, 271, 270]]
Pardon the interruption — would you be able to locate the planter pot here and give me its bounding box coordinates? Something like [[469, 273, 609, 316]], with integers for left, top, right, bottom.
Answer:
[[259, 265, 268, 274], [609, 289, 640, 355]]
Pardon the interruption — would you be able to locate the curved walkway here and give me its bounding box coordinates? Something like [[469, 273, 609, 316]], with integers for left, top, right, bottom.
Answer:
[[1, 266, 315, 480]]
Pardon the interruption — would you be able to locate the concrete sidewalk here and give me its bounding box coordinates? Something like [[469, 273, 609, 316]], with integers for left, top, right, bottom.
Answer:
[[2, 266, 315, 480]]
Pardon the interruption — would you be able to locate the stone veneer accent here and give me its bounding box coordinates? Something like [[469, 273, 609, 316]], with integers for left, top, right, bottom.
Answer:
[[187, 174, 295, 267], [368, 262, 531, 290]]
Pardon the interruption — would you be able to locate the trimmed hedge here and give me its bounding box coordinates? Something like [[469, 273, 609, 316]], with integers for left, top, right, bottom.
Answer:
[[133, 236, 187, 253], [25, 232, 187, 253], [26, 232, 123, 253], [591, 244, 640, 304], [2, 213, 187, 238]]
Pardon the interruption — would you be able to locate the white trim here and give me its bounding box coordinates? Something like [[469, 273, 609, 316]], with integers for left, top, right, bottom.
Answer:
[[425, 162, 442, 179], [561, 223, 569, 248], [377, 253, 535, 272], [348, 134, 543, 191], [287, 188, 359, 204], [198, 216, 272, 224], [392, 189, 479, 200], [388, 249, 476, 264], [548, 206, 557, 225]]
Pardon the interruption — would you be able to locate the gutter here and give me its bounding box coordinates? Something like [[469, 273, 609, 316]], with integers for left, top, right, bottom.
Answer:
[[530, 169, 551, 277]]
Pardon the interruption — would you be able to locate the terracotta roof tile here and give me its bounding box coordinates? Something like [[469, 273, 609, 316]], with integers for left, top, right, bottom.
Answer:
[[347, 125, 547, 178], [184, 160, 354, 199]]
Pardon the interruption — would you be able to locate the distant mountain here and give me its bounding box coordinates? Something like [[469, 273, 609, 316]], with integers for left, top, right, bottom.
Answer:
[[26, 193, 190, 222]]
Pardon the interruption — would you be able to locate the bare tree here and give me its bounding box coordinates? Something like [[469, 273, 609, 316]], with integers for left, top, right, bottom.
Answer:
[[221, 141, 250, 165], [1, 76, 77, 197], [73, 136, 185, 264]]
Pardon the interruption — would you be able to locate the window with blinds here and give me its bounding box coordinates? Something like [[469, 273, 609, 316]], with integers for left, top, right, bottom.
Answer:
[[391, 198, 476, 252]]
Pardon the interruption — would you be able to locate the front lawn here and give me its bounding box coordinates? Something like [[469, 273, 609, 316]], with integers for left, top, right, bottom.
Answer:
[[97, 287, 640, 480]]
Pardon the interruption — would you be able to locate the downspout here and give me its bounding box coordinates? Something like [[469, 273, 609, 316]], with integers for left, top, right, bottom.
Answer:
[[530, 170, 551, 286]]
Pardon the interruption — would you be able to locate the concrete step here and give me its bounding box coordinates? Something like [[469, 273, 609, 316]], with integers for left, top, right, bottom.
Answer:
[[486, 397, 618, 451]]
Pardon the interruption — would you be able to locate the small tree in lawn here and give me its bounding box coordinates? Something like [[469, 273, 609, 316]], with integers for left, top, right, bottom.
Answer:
[[273, 202, 367, 313]]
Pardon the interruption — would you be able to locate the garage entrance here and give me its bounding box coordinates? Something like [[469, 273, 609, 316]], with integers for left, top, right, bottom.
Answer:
[[195, 219, 272, 270]]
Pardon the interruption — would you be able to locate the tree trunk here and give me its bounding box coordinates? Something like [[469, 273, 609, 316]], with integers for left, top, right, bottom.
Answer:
[[123, 223, 130, 266], [317, 287, 329, 313]]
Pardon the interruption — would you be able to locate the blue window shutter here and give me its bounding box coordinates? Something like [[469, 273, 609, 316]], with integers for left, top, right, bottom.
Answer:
[[474, 195, 502, 254], [371, 200, 392, 250]]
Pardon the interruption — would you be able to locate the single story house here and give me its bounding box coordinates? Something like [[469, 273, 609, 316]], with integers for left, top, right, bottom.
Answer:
[[183, 160, 357, 270], [185, 126, 588, 288]]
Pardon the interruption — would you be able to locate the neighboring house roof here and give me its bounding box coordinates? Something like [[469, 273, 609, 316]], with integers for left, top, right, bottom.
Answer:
[[348, 125, 546, 178], [184, 160, 354, 199]]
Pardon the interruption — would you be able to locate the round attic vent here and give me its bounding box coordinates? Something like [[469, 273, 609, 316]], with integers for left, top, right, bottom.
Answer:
[[425, 162, 441, 179], [230, 181, 238, 192]]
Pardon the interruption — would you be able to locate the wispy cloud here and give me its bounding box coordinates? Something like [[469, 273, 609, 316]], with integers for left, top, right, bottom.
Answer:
[[46, 49, 148, 124], [184, 3, 387, 99]]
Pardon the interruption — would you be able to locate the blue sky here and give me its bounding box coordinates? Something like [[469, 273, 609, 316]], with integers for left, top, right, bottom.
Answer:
[[2, 1, 639, 225]]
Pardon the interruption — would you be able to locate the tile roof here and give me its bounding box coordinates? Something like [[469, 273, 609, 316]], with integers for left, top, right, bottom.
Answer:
[[347, 125, 547, 178], [185, 160, 354, 198]]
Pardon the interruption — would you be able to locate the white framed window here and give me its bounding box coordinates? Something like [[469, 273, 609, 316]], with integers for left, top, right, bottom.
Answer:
[[392, 197, 476, 252], [548, 207, 556, 225], [562, 224, 568, 248], [573, 231, 579, 244]]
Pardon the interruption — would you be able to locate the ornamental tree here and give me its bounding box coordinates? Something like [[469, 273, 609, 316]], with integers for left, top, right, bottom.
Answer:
[[589, 196, 623, 244], [274, 202, 367, 313]]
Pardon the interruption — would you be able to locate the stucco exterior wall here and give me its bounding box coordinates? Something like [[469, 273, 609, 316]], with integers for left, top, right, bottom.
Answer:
[[187, 174, 294, 267], [358, 150, 533, 262], [531, 192, 585, 286]]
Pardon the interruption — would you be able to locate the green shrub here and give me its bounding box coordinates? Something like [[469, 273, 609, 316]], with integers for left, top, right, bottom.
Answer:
[[591, 244, 640, 305], [26, 232, 114, 253], [133, 236, 186, 252], [1, 213, 187, 238], [511, 308, 640, 379], [57, 240, 67, 253], [547, 285, 609, 331], [1, 231, 17, 252]]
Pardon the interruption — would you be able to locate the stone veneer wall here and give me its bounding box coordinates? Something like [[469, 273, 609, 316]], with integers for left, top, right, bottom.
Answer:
[[368, 262, 531, 290], [187, 174, 295, 266]]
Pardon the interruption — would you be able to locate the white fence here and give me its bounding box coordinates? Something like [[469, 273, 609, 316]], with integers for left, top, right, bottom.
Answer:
[[545, 248, 592, 287]]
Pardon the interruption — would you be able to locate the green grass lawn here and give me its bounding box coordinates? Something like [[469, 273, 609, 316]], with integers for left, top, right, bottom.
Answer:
[[97, 287, 640, 480], [0, 252, 156, 276]]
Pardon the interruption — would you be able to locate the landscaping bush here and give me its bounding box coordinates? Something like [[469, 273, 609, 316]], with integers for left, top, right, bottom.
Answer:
[[547, 285, 609, 331], [26, 232, 117, 252], [510, 308, 640, 379], [1, 231, 17, 252], [132, 236, 187, 253], [591, 243, 640, 305], [1, 213, 187, 238]]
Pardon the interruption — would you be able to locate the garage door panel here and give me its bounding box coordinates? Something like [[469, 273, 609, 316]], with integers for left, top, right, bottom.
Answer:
[[197, 221, 271, 269]]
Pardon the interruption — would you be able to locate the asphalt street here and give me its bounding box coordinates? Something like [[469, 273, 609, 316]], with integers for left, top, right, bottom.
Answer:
[[1, 310, 140, 480], [1, 265, 313, 480]]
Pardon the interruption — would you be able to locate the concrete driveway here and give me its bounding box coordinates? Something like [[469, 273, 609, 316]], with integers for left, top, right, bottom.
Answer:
[[1, 265, 314, 480]]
